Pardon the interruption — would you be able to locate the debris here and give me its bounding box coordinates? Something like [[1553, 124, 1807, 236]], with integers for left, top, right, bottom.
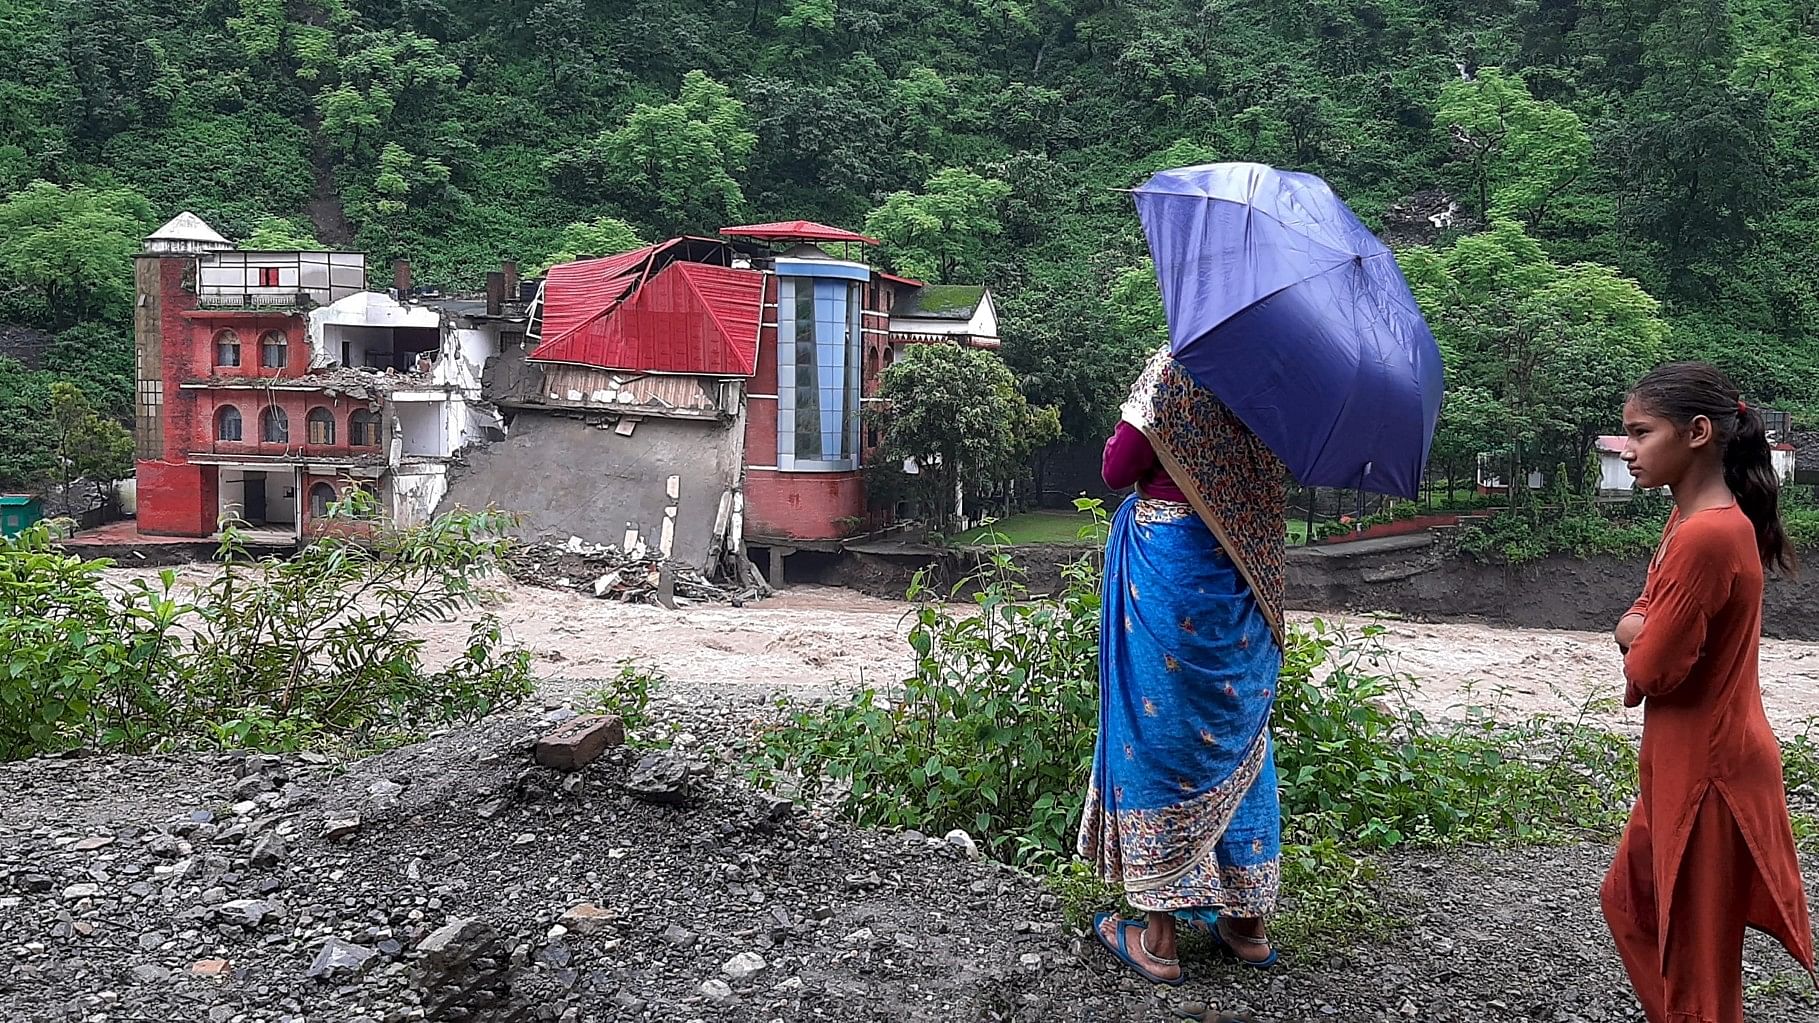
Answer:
[[190, 959, 233, 978], [558, 903, 616, 936], [722, 951, 768, 983], [533, 714, 625, 772], [623, 753, 694, 806], [505, 538, 757, 605]]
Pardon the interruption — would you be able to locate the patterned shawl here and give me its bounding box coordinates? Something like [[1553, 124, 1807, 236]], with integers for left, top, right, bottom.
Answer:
[[1121, 345, 1288, 645]]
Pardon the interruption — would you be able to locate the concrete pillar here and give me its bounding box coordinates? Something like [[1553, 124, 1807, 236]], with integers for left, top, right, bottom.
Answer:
[[768, 547, 786, 590]]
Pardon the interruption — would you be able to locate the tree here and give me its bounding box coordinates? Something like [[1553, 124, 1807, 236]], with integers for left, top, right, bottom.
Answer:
[[0, 181, 153, 327], [873, 345, 1059, 529], [242, 215, 323, 250], [865, 169, 1011, 283], [546, 71, 755, 236], [1435, 68, 1595, 231], [49, 382, 133, 506], [1406, 222, 1670, 496], [532, 217, 645, 274]]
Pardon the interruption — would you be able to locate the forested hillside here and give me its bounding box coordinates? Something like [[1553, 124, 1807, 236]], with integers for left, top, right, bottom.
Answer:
[[1, 0, 1815, 489]]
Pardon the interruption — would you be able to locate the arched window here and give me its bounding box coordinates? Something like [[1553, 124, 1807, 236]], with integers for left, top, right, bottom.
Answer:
[[215, 405, 242, 442], [261, 406, 288, 444], [308, 482, 336, 520], [260, 330, 288, 370], [214, 330, 241, 368], [350, 410, 382, 447], [306, 407, 336, 445]]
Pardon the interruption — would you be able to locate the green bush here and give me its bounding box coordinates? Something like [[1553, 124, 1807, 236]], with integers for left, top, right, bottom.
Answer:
[[0, 528, 187, 758], [754, 551, 1102, 866], [756, 541, 1638, 865], [0, 506, 537, 761], [587, 659, 671, 747], [1277, 621, 1635, 848]]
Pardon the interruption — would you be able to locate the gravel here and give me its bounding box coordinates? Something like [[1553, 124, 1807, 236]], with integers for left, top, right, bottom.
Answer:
[[1, 708, 1813, 1022]]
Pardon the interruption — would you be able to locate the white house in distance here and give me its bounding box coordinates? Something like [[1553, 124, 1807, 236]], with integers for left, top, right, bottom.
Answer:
[[1594, 435, 1796, 494]]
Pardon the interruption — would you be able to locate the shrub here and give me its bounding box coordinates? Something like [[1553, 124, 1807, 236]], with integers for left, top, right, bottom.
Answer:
[[587, 659, 670, 747], [0, 506, 536, 760], [754, 552, 1102, 866]]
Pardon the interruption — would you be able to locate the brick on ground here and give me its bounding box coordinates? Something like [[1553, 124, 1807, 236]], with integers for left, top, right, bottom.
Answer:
[[533, 715, 625, 772]]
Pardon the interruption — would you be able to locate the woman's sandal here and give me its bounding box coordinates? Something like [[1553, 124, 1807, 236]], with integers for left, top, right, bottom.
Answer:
[[1208, 915, 1279, 969], [1091, 911, 1187, 986]]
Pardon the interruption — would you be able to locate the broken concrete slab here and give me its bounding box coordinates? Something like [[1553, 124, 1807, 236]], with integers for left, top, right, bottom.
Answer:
[[532, 715, 625, 772]]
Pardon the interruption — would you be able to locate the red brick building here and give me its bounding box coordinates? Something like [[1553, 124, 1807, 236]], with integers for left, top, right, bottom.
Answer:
[[134, 216, 374, 538], [133, 214, 515, 541]]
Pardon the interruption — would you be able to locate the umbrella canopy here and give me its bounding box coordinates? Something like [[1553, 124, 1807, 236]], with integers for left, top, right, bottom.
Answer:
[[1133, 163, 1444, 498]]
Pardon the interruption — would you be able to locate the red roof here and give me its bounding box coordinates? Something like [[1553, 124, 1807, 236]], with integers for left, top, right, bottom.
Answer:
[[720, 220, 881, 245], [531, 259, 763, 377], [878, 270, 927, 288]]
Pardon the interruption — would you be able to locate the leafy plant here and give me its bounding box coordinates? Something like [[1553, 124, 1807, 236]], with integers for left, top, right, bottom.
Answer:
[[754, 547, 1101, 865], [587, 659, 669, 747], [0, 506, 536, 761]]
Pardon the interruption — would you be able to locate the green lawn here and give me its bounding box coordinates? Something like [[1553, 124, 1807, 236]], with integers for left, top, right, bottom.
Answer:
[[952, 511, 1105, 546]]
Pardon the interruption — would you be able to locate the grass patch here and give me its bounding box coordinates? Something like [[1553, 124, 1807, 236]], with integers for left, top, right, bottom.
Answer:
[[950, 511, 1105, 547]]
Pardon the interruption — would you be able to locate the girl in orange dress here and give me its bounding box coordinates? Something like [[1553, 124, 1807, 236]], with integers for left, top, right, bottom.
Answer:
[[1604, 362, 1815, 1022]]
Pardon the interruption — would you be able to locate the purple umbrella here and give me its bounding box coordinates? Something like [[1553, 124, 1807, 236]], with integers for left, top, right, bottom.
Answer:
[[1133, 163, 1444, 498]]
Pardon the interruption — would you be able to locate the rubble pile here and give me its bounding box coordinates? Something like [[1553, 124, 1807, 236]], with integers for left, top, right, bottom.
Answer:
[[504, 536, 761, 606]]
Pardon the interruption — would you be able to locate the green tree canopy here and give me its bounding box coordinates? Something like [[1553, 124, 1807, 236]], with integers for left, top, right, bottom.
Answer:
[[0, 181, 152, 327], [873, 344, 1059, 527]]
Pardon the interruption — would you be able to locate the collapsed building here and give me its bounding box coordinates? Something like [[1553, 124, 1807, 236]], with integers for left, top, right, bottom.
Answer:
[[132, 213, 523, 540], [132, 215, 1000, 584], [444, 220, 1000, 582]]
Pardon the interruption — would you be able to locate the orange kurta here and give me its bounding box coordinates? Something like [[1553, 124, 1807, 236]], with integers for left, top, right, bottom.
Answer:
[[1601, 505, 1816, 1023]]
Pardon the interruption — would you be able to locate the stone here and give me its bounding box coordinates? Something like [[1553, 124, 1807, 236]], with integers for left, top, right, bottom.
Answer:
[[72, 835, 115, 852], [250, 834, 287, 869], [218, 898, 275, 927], [722, 951, 768, 983], [533, 714, 625, 772], [367, 780, 406, 808], [944, 829, 983, 861], [61, 883, 100, 900], [309, 937, 378, 980], [131, 964, 172, 984], [659, 923, 698, 949], [538, 942, 573, 969], [138, 931, 170, 951], [323, 814, 362, 843], [623, 753, 692, 805], [233, 775, 270, 801], [698, 978, 735, 1006], [558, 903, 615, 936], [190, 959, 233, 977], [754, 794, 793, 823]]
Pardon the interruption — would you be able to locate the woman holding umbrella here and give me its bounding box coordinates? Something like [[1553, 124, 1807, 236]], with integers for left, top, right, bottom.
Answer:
[[1081, 344, 1289, 983], [1081, 163, 1445, 986]]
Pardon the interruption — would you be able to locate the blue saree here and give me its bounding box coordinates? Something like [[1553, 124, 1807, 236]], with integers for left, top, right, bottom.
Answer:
[[1078, 347, 1287, 918]]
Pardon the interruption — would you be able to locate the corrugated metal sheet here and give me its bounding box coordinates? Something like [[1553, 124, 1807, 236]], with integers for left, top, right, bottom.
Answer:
[[531, 261, 763, 377], [720, 220, 880, 245], [535, 243, 668, 343]]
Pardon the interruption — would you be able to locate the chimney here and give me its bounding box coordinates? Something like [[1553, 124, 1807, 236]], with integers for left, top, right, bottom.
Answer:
[[502, 261, 519, 300], [485, 272, 505, 316], [392, 260, 411, 297]]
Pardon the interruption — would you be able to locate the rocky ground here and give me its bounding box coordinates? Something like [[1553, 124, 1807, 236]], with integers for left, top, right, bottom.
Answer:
[[3, 700, 1816, 1023]]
